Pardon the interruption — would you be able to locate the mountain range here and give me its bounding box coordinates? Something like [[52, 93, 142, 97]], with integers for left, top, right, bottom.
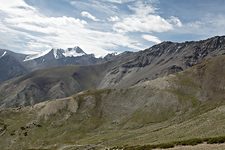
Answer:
[[1, 36, 225, 107], [0, 46, 100, 82], [1, 35, 225, 149]]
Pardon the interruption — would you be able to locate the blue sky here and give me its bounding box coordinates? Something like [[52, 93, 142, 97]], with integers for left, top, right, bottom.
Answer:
[[0, 0, 225, 56]]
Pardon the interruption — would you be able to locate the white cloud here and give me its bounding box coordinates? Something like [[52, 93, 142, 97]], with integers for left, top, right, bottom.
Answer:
[[0, 0, 144, 57], [142, 34, 161, 44], [168, 16, 182, 27], [113, 15, 173, 33], [5, 16, 87, 28], [128, 1, 156, 15], [0, 0, 33, 11], [107, 16, 120, 22], [176, 15, 225, 37], [100, 0, 135, 4], [2, 0, 224, 58], [70, 1, 119, 17], [81, 11, 100, 22], [113, 1, 182, 33]]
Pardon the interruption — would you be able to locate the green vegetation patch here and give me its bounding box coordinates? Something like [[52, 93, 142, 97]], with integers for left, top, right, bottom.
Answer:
[[108, 135, 225, 150], [206, 136, 225, 144]]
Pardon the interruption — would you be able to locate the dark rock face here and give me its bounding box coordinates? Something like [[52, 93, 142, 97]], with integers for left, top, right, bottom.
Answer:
[[0, 50, 28, 82], [99, 36, 225, 88], [167, 65, 184, 74], [128, 36, 225, 69]]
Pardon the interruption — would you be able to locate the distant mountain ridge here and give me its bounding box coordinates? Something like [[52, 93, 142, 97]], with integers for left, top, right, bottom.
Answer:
[[0, 46, 101, 82], [1, 36, 225, 107]]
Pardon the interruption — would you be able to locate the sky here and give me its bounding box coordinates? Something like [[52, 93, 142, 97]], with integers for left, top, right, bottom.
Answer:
[[0, 0, 225, 57]]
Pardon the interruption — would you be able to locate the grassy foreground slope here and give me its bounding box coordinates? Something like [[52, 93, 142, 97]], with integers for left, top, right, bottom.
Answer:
[[1, 56, 225, 149]]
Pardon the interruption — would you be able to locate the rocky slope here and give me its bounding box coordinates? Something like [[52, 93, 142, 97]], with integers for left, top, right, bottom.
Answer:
[[99, 36, 225, 88], [1, 55, 225, 149]]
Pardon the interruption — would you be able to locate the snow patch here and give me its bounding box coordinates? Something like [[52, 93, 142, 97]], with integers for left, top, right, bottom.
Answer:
[[62, 48, 85, 57], [53, 49, 60, 59], [0, 51, 7, 58], [24, 50, 50, 61], [175, 46, 182, 53]]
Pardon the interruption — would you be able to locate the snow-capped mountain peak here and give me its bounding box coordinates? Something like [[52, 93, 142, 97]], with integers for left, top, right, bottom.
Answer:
[[63, 47, 86, 58], [24, 46, 87, 61]]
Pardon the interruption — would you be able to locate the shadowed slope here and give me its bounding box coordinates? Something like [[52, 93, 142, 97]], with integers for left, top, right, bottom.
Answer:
[[0, 63, 109, 107]]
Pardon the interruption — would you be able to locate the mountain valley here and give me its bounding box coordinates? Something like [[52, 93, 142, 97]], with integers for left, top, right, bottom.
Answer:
[[1, 54, 225, 149], [1, 36, 225, 149]]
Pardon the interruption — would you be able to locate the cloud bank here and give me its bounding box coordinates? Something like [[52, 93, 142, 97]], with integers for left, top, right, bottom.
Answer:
[[4, 0, 220, 57]]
